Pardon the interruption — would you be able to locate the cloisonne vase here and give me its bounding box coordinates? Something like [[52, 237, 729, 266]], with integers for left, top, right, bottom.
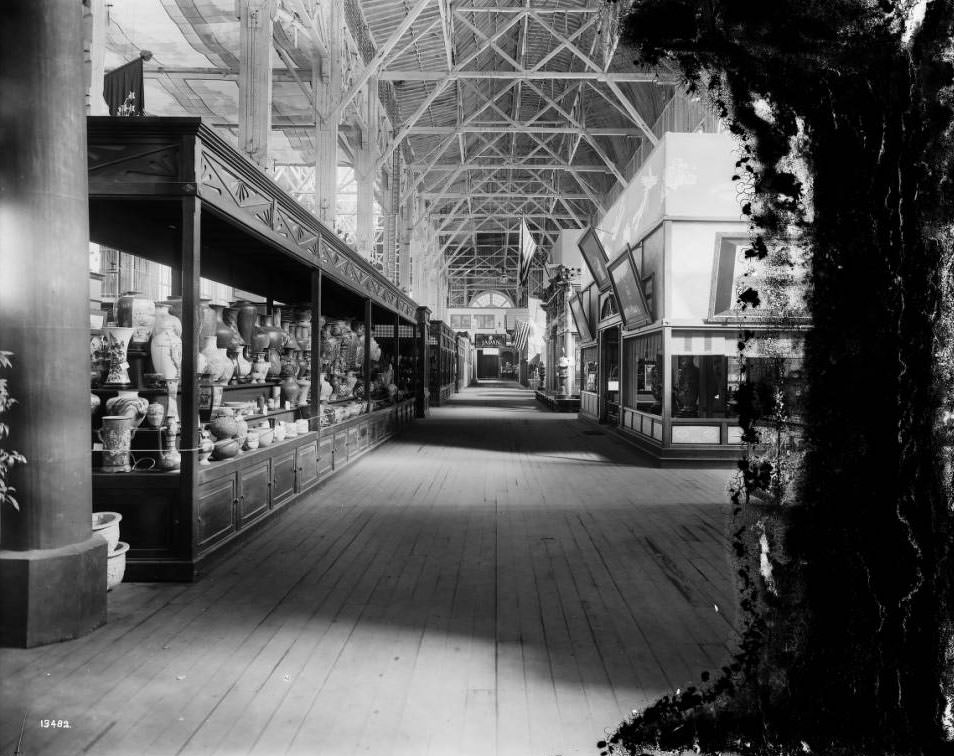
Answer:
[[102, 326, 135, 386], [98, 415, 137, 473]]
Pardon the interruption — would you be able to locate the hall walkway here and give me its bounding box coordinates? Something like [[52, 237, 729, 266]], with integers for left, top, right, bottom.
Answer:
[[0, 382, 737, 756]]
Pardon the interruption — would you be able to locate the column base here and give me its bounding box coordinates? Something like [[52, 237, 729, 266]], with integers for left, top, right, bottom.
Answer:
[[0, 535, 108, 648]]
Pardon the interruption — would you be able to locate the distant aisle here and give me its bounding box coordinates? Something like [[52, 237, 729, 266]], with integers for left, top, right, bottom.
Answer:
[[0, 381, 737, 756]]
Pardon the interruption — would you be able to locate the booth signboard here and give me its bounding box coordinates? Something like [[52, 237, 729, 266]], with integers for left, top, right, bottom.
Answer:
[[475, 332, 510, 348], [569, 293, 593, 343], [608, 248, 652, 329], [577, 227, 611, 290]]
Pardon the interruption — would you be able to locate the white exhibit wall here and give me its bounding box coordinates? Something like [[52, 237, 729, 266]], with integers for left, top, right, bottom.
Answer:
[[668, 220, 748, 321]]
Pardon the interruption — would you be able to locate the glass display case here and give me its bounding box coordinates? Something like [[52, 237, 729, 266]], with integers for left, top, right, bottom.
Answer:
[[428, 320, 457, 405], [87, 117, 422, 581]]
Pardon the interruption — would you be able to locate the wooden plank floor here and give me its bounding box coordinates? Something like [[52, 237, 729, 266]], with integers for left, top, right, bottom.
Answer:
[[0, 381, 738, 756]]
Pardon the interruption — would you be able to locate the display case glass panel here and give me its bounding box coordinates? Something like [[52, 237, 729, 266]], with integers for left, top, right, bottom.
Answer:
[[318, 281, 370, 427], [581, 346, 599, 392], [624, 333, 663, 415]]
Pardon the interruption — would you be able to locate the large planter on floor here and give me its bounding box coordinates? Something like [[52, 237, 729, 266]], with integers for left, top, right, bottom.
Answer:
[[92, 511, 122, 551], [107, 542, 129, 590]]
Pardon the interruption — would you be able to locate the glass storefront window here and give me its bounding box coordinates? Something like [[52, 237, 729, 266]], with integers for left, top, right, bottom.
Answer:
[[730, 356, 806, 423], [581, 346, 598, 392], [624, 333, 663, 415], [672, 355, 729, 418], [672, 354, 805, 420]]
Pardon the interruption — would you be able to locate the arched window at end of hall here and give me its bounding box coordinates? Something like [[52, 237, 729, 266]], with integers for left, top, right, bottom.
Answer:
[[469, 290, 514, 309]]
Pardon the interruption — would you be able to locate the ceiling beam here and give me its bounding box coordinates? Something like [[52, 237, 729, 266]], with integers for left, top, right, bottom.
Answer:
[[410, 162, 612, 172], [379, 70, 674, 82], [407, 126, 643, 135]]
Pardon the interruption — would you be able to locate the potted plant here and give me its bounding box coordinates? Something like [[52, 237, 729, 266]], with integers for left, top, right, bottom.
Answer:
[[0, 351, 27, 517]]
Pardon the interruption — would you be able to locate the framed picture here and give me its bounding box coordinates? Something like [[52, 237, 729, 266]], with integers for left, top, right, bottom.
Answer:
[[569, 293, 593, 343], [583, 284, 597, 335], [608, 249, 651, 329], [577, 227, 611, 290]]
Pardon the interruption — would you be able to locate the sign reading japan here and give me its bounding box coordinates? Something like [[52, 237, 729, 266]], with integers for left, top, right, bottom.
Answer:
[[475, 333, 510, 348]]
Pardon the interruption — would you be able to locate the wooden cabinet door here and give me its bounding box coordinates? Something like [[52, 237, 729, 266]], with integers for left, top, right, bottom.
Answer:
[[271, 447, 297, 508], [318, 436, 333, 478], [238, 458, 270, 527], [297, 438, 319, 492], [333, 429, 348, 469], [355, 421, 369, 452], [196, 474, 237, 551]]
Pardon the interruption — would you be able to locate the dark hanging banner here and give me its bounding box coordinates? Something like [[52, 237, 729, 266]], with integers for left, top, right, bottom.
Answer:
[[475, 333, 510, 348], [103, 57, 144, 116]]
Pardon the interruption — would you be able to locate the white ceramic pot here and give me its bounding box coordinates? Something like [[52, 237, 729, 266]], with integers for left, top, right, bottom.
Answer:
[[107, 541, 129, 591], [92, 511, 122, 551]]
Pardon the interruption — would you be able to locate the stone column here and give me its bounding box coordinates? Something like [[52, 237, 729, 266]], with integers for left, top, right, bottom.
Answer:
[[0, 0, 107, 647]]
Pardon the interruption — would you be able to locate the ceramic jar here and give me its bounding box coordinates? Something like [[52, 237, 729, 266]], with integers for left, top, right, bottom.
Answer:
[[105, 390, 149, 427], [91, 393, 101, 416], [98, 415, 137, 473], [116, 291, 155, 345], [102, 326, 135, 386], [146, 402, 165, 428], [208, 409, 239, 441]]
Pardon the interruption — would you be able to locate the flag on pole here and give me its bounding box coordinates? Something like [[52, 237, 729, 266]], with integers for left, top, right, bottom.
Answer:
[[514, 319, 532, 353], [519, 217, 537, 286]]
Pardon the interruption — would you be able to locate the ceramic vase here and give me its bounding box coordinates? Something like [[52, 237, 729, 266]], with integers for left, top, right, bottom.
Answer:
[[234, 349, 252, 382], [116, 291, 156, 345], [165, 379, 180, 422], [233, 300, 260, 350], [159, 427, 181, 471], [297, 378, 311, 406], [281, 375, 301, 406], [102, 326, 135, 386], [251, 355, 269, 384], [198, 432, 214, 465], [98, 415, 137, 473], [198, 298, 216, 343], [201, 337, 232, 384], [91, 393, 101, 416], [150, 302, 182, 381], [212, 304, 238, 349]]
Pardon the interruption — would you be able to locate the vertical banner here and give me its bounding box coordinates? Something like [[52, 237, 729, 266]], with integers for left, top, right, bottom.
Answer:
[[519, 217, 536, 286]]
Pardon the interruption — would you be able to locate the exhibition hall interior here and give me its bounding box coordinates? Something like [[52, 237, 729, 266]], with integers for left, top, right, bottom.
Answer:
[[0, 1, 807, 754]]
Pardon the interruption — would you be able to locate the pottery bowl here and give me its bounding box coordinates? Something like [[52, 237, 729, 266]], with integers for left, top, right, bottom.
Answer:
[[211, 438, 240, 461], [256, 428, 274, 447]]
